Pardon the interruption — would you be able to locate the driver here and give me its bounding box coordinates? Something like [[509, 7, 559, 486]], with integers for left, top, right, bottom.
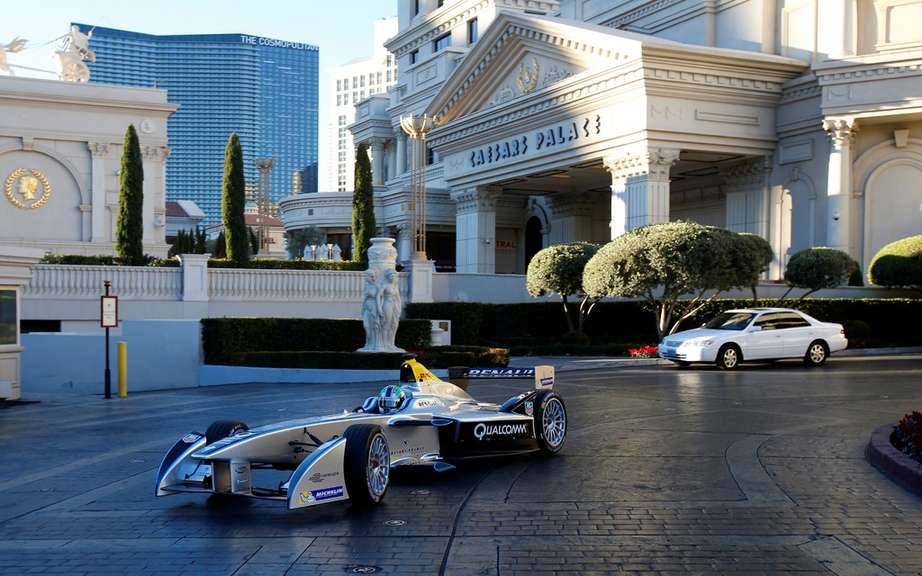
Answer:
[[377, 384, 409, 413]]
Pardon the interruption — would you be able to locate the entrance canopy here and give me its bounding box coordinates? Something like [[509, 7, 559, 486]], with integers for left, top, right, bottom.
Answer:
[[427, 10, 807, 191]]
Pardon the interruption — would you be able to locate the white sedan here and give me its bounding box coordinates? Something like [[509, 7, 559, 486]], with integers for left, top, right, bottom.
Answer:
[[659, 307, 848, 370]]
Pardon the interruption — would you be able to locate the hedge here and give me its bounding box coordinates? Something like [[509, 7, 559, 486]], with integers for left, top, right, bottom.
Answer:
[[234, 351, 411, 370], [406, 299, 922, 349], [868, 235, 922, 290], [231, 345, 508, 370], [40, 254, 367, 271], [40, 254, 179, 267], [201, 318, 432, 364]]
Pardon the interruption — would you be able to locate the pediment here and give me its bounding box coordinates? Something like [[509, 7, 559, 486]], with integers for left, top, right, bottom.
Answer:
[[427, 11, 644, 124]]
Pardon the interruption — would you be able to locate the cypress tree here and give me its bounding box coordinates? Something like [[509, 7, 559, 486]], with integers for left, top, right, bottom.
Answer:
[[222, 133, 249, 264], [116, 124, 144, 265], [194, 227, 207, 254], [212, 231, 227, 259], [352, 143, 376, 264], [248, 226, 260, 256]]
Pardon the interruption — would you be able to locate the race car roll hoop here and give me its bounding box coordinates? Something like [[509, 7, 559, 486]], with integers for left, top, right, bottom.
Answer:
[[155, 360, 565, 509]]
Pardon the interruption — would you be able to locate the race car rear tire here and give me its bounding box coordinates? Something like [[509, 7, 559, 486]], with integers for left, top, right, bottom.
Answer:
[[343, 424, 390, 506], [205, 420, 249, 445], [533, 390, 567, 455]]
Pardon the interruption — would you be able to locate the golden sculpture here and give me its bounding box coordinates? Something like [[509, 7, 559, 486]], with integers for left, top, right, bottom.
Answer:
[[4, 168, 51, 209]]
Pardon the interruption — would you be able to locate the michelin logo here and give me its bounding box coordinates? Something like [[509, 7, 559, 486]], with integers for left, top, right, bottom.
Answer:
[[473, 422, 528, 440], [300, 485, 344, 504]]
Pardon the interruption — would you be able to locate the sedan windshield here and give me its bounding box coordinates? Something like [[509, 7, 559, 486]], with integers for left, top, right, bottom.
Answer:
[[705, 312, 755, 330]]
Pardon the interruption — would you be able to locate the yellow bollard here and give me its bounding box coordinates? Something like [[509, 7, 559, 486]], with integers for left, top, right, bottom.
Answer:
[[117, 341, 128, 398]]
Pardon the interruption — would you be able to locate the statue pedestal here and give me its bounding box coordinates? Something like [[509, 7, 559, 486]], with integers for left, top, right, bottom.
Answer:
[[405, 257, 434, 304], [357, 237, 405, 353]]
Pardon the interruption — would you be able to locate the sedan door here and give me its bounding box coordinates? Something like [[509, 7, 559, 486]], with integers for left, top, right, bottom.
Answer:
[[743, 313, 786, 359], [776, 312, 815, 357]]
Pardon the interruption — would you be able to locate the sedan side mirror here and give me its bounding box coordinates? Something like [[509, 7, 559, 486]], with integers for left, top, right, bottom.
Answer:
[[748, 325, 762, 332]]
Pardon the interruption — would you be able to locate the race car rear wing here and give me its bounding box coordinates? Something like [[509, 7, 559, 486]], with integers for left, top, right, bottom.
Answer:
[[447, 366, 555, 390]]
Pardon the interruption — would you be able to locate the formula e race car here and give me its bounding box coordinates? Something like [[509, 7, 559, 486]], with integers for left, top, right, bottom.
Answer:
[[156, 360, 566, 509]]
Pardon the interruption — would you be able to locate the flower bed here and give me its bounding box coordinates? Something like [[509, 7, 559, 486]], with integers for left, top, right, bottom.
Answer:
[[892, 411, 922, 464], [628, 345, 659, 358]]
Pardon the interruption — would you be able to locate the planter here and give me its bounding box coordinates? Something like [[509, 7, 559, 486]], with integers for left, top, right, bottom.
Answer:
[[867, 423, 922, 497]]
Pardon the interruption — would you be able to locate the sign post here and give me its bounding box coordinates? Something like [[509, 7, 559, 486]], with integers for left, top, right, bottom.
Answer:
[[100, 281, 118, 399]]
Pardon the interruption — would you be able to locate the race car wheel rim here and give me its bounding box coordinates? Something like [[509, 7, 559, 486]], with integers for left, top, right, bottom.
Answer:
[[367, 434, 390, 498], [542, 397, 566, 448], [722, 348, 738, 368], [809, 344, 825, 364]]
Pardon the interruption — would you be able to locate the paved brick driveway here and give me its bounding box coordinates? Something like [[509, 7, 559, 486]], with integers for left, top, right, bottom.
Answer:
[[0, 356, 920, 575]]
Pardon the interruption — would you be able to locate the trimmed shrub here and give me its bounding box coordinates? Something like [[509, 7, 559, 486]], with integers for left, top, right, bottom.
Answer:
[[404, 302, 484, 345], [39, 254, 180, 267], [408, 299, 922, 349], [201, 317, 432, 365], [868, 235, 922, 291], [206, 259, 367, 271], [526, 242, 601, 334], [413, 345, 508, 368], [783, 247, 859, 299], [234, 351, 411, 370]]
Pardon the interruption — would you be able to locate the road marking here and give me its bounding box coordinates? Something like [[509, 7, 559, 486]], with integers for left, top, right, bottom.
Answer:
[[799, 536, 896, 576], [725, 434, 794, 505]]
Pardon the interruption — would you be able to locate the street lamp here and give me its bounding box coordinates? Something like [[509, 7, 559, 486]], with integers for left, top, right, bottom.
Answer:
[[399, 114, 437, 260]]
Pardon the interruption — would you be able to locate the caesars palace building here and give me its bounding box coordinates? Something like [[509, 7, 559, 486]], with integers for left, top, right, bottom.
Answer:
[[280, 0, 922, 278]]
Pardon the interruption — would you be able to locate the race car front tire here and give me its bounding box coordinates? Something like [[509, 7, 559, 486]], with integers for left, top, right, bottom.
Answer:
[[343, 424, 390, 506], [533, 390, 567, 455], [205, 420, 249, 445]]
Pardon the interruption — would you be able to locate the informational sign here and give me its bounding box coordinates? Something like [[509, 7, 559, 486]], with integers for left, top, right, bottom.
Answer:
[[100, 295, 118, 328]]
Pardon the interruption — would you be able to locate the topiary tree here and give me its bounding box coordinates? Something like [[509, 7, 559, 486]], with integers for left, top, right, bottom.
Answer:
[[733, 233, 774, 301], [352, 143, 375, 264], [868, 235, 922, 292], [526, 242, 600, 337], [116, 124, 144, 265], [781, 247, 858, 300], [584, 221, 756, 339], [222, 133, 249, 264]]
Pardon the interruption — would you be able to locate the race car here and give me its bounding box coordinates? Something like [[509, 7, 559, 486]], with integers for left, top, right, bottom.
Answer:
[[155, 359, 566, 509]]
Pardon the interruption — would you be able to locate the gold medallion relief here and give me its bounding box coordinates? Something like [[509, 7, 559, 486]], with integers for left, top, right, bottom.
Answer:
[[4, 168, 51, 210]]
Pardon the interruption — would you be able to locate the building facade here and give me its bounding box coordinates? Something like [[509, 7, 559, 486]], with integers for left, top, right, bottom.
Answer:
[[279, 0, 922, 278], [322, 17, 399, 192], [77, 24, 319, 224], [0, 76, 175, 256]]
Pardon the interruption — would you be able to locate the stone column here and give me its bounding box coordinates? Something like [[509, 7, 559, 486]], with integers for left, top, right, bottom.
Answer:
[[141, 146, 170, 247], [721, 156, 772, 238], [87, 142, 109, 243], [451, 186, 500, 274], [395, 222, 413, 263], [823, 118, 857, 256], [388, 138, 397, 182], [396, 132, 407, 176], [371, 138, 385, 186], [603, 148, 679, 239]]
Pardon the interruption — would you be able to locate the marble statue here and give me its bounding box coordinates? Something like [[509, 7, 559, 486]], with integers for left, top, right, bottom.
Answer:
[[331, 244, 342, 261], [0, 38, 27, 76], [357, 237, 404, 353], [53, 26, 95, 83]]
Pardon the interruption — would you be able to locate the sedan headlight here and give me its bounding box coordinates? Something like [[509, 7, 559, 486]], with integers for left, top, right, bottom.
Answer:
[[686, 340, 715, 348]]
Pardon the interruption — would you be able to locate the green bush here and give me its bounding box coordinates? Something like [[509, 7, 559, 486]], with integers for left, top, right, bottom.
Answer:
[[206, 259, 367, 271], [39, 254, 180, 267], [526, 242, 601, 334], [408, 299, 922, 349], [234, 351, 411, 370], [201, 317, 432, 364], [404, 302, 484, 345], [783, 247, 859, 298], [412, 345, 508, 368], [868, 235, 922, 290]]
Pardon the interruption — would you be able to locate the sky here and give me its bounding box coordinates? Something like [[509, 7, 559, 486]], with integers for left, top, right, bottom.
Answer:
[[2, 0, 396, 171]]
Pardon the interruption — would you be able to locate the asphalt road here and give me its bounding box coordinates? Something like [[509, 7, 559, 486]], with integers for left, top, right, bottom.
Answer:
[[0, 355, 921, 575]]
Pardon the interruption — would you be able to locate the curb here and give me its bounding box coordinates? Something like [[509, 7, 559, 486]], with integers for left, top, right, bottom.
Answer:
[[839, 346, 922, 357], [867, 423, 922, 498]]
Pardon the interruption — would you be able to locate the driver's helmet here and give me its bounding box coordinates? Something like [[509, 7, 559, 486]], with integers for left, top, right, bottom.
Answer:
[[378, 384, 409, 413]]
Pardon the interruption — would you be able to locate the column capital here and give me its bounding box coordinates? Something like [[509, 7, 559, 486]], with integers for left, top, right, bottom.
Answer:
[[721, 155, 772, 188], [87, 142, 110, 158], [823, 117, 858, 150], [603, 147, 680, 181], [142, 145, 171, 164], [369, 137, 387, 149], [450, 186, 500, 213]]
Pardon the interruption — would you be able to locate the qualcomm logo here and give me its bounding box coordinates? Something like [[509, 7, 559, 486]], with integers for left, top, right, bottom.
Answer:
[[473, 422, 527, 440]]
